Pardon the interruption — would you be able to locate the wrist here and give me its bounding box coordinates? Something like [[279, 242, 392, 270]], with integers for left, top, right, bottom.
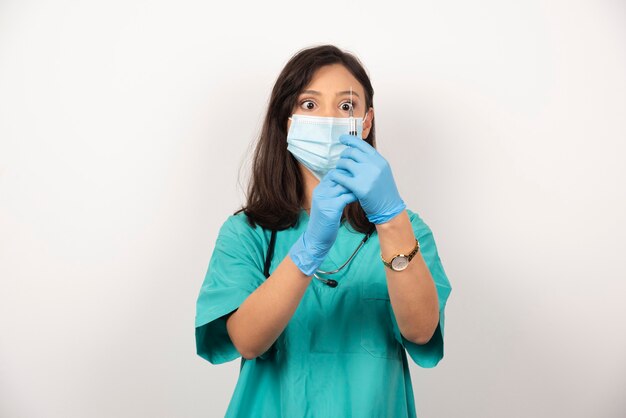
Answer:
[[288, 231, 326, 276], [376, 209, 416, 261], [374, 208, 406, 230], [368, 199, 406, 225]]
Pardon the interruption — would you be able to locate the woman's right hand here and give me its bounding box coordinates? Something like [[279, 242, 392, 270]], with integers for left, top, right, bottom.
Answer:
[[288, 174, 357, 276]]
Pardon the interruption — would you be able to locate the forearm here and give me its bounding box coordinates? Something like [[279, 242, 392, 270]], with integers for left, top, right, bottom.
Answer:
[[225, 253, 312, 359], [376, 210, 439, 344]]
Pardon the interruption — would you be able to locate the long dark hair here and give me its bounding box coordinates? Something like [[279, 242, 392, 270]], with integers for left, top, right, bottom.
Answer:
[[235, 44, 376, 234]]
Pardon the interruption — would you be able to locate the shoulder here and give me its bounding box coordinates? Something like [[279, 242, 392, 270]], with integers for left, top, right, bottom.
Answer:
[[220, 211, 256, 233], [216, 211, 267, 248], [218, 211, 262, 236]]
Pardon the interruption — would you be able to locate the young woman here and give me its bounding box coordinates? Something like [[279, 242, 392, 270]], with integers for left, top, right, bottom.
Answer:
[[195, 44, 452, 418]]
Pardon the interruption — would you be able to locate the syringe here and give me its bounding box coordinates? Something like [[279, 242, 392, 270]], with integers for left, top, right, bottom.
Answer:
[[349, 86, 357, 136]]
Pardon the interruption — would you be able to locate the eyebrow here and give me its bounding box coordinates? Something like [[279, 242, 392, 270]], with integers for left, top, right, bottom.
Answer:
[[301, 89, 361, 98]]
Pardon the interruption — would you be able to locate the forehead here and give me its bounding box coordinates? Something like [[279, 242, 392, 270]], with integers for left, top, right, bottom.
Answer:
[[302, 64, 365, 97]]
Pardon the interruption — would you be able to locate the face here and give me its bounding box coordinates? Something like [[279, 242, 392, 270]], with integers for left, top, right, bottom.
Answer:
[[286, 63, 374, 140]]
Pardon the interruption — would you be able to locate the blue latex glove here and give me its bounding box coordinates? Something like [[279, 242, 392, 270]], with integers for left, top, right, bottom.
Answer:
[[289, 174, 357, 276], [326, 134, 406, 224]]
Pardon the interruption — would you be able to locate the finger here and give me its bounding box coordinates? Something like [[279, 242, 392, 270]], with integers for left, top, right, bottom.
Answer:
[[319, 169, 347, 189], [326, 168, 359, 194], [335, 158, 360, 176], [339, 134, 376, 155], [317, 179, 343, 198], [325, 175, 351, 195], [339, 145, 369, 163], [328, 180, 352, 197], [319, 171, 336, 186], [322, 175, 356, 198], [338, 191, 358, 206]]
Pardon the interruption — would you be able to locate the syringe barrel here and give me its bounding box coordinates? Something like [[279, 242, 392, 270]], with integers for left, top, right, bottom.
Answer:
[[349, 117, 357, 136]]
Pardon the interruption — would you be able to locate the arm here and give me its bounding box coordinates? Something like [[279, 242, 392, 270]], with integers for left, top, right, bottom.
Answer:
[[377, 210, 439, 345], [227, 169, 356, 360], [225, 254, 312, 359], [328, 134, 440, 345]]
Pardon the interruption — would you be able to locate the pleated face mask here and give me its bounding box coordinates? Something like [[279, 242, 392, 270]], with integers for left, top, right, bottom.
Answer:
[[286, 114, 365, 180]]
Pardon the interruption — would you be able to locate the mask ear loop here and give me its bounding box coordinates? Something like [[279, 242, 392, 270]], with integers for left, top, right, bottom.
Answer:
[[360, 109, 372, 140], [362, 109, 371, 123]]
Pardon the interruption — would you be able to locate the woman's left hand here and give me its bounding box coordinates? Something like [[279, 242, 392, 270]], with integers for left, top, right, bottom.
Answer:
[[326, 134, 406, 224]]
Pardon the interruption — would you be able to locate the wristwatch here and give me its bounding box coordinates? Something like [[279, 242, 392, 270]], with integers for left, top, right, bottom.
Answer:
[[381, 239, 420, 271]]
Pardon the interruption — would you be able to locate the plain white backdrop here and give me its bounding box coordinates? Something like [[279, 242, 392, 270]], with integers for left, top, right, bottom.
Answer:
[[1, 0, 625, 417]]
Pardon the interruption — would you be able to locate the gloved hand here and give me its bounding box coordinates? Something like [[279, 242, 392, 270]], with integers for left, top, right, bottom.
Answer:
[[289, 174, 357, 276], [326, 134, 406, 224]]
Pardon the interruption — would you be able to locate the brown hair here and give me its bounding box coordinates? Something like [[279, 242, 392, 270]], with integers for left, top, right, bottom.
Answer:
[[235, 44, 376, 234]]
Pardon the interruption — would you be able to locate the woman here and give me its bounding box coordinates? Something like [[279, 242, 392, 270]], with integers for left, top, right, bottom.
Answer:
[[195, 44, 452, 418]]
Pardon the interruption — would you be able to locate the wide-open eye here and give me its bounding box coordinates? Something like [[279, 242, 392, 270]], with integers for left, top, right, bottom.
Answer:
[[340, 101, 354, 112], [300, 100, 316, 110]]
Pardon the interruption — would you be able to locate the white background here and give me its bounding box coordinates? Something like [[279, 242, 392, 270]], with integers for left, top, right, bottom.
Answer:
[[1, 0, 625, 417]]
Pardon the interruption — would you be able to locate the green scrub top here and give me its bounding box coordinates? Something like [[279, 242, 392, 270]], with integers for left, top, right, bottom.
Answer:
[[195, 208, 452, 418]]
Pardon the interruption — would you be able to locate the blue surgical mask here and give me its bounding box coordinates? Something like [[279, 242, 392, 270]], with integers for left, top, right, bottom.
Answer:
[[286, 113, 366, 180]]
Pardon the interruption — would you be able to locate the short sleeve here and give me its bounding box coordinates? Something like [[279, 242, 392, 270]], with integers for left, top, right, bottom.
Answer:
[[194, 214, 269, 365], [389, 209, 452, 368]]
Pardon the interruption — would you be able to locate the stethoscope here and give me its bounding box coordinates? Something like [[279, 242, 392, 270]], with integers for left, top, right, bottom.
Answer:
[[313, 225, 376, 288]]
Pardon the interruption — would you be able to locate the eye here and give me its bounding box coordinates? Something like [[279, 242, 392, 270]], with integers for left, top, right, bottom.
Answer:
[[340, 101, 354, 112], [300, 100, 316, 110]]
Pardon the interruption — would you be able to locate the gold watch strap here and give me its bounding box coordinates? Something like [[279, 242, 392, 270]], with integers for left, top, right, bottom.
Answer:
[[381, 239, 420, 268]]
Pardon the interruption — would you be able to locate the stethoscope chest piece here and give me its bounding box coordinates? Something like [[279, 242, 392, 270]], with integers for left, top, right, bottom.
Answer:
[[313, 225, 375, 288]]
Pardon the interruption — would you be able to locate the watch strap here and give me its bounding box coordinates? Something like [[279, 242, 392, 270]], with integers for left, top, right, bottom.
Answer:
[[381, 239, 420, 269]]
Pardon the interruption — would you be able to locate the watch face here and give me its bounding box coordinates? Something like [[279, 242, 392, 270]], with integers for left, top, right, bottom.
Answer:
[[391, 256, 409, 271]]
